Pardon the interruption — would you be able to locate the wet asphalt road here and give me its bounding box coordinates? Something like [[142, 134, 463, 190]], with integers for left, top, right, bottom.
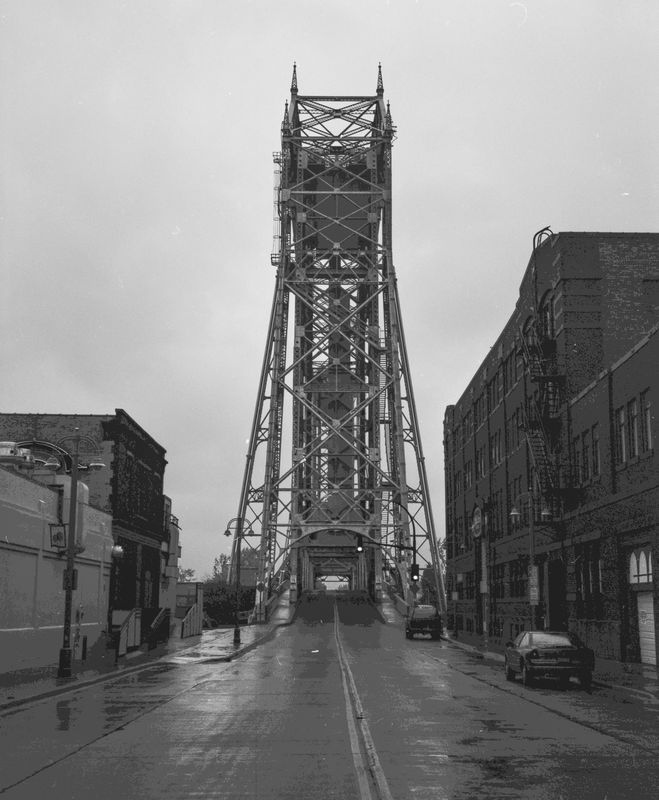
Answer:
[[1, 594, 658, 799]]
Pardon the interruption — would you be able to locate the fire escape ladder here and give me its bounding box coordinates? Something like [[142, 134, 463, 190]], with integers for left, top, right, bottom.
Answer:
[[519, 321, 565, 496]]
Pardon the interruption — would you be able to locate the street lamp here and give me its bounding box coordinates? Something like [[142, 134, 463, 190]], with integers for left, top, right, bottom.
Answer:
[[509, 490, 552, 630], [224, 517, 254, 645], [471, 504, 491, 651], [41, 430, 105, 678]]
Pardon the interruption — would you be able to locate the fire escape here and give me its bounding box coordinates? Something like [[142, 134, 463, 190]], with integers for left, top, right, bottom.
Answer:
[[518, 227, 568, 519]]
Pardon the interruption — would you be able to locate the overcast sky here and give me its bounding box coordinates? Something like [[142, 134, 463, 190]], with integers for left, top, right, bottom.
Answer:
[[2, 1, 658, 578]]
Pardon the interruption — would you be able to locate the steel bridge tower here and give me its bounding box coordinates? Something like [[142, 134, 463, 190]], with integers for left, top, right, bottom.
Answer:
[[229, 65, 446, 621]]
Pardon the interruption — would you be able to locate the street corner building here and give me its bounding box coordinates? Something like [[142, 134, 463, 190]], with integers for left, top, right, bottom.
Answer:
[[0, 409, 183, 674], [444, 230, 659, 668]]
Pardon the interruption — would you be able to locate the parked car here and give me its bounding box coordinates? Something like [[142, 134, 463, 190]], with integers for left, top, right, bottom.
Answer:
[[504, 630, 595, 690], [405, 604, 442, 640]]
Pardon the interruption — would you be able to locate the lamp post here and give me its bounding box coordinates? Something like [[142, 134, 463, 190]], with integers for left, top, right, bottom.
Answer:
[[510, 489, 551, 630], [224, 517, 253, 645], [471, 504, 490, 651], [52, 432, 105, 677], [32, 430, 107, 679], [57, 432, 80, 678]]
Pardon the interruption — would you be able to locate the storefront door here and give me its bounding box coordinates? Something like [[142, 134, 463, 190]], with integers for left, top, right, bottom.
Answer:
[[637, 592, 656, 666]]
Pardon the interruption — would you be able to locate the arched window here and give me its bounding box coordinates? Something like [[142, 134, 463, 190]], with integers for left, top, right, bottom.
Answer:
[[629, 552, 638, 582], [629, 548, 653, 584]]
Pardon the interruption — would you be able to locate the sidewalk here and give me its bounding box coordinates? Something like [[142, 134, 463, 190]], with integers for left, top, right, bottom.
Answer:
[[0, 594, 297, 712], [379, 593, 659, 703], [444, 633, 659, 703]]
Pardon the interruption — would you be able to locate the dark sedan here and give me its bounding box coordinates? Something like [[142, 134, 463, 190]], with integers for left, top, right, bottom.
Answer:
[[504, 631, 595, 690]]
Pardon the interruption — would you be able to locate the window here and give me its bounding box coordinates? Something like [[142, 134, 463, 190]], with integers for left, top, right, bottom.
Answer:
[[629, 548, 653, 584], [496, 368, 504, 405], [575, 541, 603, 618], [493, 564, 506, 599], [474, 394, 486, 429], [592, 423, 601, 476], [487, 379, 496, 414], [573, 437, 582, 484], [582, 429, 591, 482], [490, 488, 504, 540], [476, 445, 487, 479], [464, 461, 473, 490], [627, 399, 638, 459], [640, 390, 653, 452], [614, 406, 627, 465], [456, 516, 465, 552], [540, 296, 555, 339], [490, 429, 502, 467], [465, 571, 475, 600], [514, 406, 522, 449], [505, 354, 515, 393], [509, 561, 527, 598], [462, 411, 473, 446]]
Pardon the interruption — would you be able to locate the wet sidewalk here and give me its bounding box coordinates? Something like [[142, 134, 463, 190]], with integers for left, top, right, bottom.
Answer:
[[444, 633, 659, 703], [0, 594, 297, 712], [379, 593, 659, 703]]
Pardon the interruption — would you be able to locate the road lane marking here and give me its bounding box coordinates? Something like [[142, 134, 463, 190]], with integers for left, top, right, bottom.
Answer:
[[337, 636, 376, 800], [334, 602, 396, 800]]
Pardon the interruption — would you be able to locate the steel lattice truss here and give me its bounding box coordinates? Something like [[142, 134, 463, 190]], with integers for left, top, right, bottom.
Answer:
[[230, 66, 446, 618]]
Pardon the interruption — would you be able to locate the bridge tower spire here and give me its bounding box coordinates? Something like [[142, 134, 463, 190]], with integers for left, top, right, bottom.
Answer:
[[229, 67, 446, 621]]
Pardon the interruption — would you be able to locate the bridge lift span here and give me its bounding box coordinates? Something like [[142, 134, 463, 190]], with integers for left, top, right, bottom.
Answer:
[[228, 65, 446, 621]]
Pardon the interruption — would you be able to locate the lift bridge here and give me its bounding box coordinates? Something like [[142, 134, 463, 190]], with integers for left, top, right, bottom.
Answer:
[[227, 65, 446, 622]]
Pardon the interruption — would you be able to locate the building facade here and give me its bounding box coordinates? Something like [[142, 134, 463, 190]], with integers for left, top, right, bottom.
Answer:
[[0, 409, 172, 646], [0, 459, 114, 673], [444, 231, 659, 666]]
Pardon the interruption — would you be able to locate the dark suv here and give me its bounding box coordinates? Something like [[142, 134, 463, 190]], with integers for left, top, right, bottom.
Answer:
[[405, 604, 442, 640]]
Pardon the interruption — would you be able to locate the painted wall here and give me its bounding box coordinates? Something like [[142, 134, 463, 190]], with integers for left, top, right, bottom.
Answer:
[[0, 466, 114, 673]]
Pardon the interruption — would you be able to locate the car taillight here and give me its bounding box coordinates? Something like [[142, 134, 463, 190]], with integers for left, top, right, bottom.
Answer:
[[528, 649, 539, 659]]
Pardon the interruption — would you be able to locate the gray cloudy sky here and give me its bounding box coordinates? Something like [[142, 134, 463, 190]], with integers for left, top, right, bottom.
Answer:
[[2, 1, 658, 577]]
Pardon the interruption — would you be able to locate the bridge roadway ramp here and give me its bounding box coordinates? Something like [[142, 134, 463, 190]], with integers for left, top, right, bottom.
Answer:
[[0, 591, 397, 711], [295, 590, 388, 627]]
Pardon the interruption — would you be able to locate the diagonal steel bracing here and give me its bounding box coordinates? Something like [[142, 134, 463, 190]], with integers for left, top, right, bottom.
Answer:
[[229, 66, 446, 621]]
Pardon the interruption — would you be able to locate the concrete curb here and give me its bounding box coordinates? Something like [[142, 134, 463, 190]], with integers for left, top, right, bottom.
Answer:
[[0, 657, 173, 713], [0, 609, 300, 713], [442, 636, 658, 697]]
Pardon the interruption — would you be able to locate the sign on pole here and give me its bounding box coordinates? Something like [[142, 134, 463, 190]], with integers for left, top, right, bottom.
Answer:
[[529, 565, 539, 605]]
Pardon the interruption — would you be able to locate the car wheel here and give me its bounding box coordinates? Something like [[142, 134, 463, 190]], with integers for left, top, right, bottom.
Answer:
[[580, 670, 592, 692], [405, 631, 413, 640], [559, 674, 571, 690], [521, 663, 533, 687], [505, 659, 515, 682]]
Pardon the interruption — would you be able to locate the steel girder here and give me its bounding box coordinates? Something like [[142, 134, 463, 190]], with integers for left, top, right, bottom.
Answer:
[[230, 66, 446, 620]]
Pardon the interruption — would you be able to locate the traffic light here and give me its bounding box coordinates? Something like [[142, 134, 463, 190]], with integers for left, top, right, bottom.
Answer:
[[410, 563, 419, 582], [356, 535, 364, 553]]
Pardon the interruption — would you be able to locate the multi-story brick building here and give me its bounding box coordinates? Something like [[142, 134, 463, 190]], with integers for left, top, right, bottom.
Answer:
[[0, 409, 170, 642], [444, 231, 659, 667]]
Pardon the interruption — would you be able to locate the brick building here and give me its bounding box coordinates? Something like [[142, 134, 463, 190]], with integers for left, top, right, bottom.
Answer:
[[444, 231, 659, 667], [0, 410, 170, 639]]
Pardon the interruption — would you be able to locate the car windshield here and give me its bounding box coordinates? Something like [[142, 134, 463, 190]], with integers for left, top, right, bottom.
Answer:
[[412, 605, 437, 618], [530, 632, 579, 648]]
